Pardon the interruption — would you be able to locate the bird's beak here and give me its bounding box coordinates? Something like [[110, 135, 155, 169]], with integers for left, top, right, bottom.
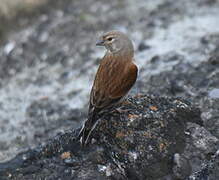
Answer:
[[96, 40, 104, 46]]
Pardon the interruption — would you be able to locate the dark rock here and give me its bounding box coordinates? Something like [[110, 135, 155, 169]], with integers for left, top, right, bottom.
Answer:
[[135, 48, 219, 179], [150, 55, 160, 63], [201, 98, 219, 139], [188, 150, 219, 180], [172, 153, 191, 179], [0, 95, 202, 179], [208, 45, 219, 65], [138, 42, 150, 51], [200, 34, 219, 47], [64, 158, 81, 167], [182, 123, 219, 180]]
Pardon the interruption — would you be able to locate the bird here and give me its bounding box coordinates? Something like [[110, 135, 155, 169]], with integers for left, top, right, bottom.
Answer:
[[78, 30, 138, 146]]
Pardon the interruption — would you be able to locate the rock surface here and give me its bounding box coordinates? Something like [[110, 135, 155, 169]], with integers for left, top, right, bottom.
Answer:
[[0, 95, 203, 179]]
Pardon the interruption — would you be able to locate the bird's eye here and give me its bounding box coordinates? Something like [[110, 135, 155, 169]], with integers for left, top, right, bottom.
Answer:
[[107, 37, 113, 41]]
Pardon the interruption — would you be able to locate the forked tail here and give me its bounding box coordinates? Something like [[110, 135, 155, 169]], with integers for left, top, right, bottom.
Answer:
[[78, 109, 100, 146]]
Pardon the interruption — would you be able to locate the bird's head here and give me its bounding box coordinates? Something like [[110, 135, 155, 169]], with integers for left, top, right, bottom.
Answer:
[[96, 31, 134, 56]]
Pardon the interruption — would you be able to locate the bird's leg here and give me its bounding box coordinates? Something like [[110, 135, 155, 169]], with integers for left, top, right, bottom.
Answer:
[[113, 107, 130, 114], [112, 99, 133, 114]]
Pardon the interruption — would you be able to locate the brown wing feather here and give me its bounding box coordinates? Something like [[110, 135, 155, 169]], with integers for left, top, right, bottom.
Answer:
[[90, 54, 138, 110], [109, 63, 138, 98]]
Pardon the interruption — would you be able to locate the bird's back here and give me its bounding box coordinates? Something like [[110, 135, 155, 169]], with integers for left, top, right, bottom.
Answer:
[[90, 53, 137, 109]]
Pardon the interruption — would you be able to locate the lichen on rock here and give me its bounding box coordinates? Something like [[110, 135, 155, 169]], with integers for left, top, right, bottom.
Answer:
[[0, 95, 202, 179]]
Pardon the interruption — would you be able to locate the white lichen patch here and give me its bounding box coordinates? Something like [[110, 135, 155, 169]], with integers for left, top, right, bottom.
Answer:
[[128, 151, 138, 162], [97, 164, 112, 177]]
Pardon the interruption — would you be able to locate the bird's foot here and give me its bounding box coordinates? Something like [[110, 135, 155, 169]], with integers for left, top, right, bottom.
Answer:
[[120, 99, 132, 105], [113, 107, 130, 114]]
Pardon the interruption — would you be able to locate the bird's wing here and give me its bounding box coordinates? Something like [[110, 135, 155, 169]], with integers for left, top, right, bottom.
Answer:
[[90, 56, 138, 110], [109, 63, 138, 99]]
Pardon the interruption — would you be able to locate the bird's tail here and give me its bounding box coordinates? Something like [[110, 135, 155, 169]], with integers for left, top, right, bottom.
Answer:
[[78, 109, 100, 146]]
